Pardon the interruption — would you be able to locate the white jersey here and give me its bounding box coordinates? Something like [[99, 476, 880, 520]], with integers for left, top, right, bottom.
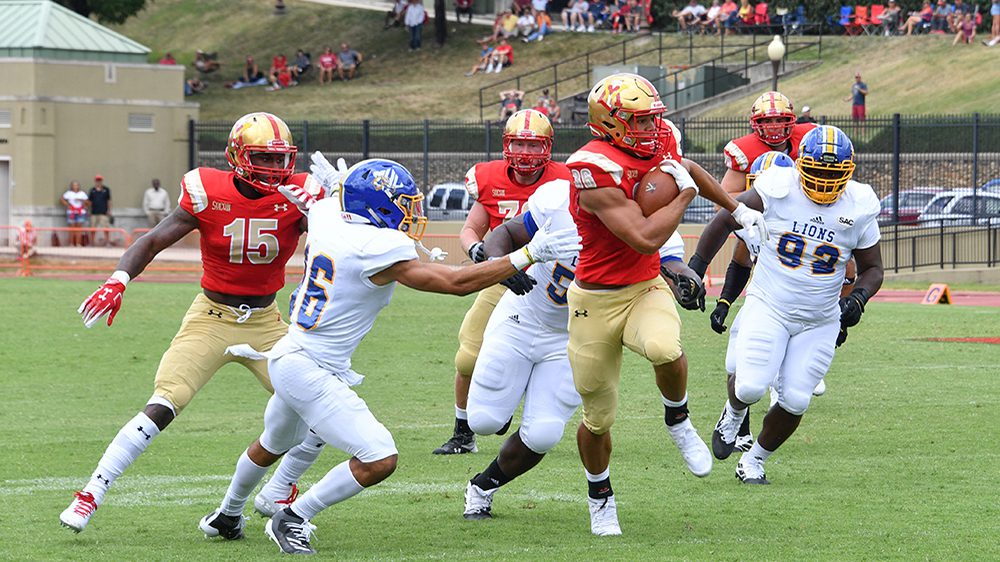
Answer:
[[748, 166, 880, 324], [283, 198, 418, 381], [512, 180, 685, 332]]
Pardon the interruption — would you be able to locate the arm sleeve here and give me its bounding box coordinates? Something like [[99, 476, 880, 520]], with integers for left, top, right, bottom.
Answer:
[[658, 232, 685, 263]]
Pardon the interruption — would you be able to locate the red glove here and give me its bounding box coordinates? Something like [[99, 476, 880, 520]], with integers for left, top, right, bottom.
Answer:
[[278, 184, 323, 215], [78, 272, 129, 327]]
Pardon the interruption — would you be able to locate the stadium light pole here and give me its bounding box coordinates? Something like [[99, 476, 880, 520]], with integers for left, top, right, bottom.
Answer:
[[768, 35, 786, 92]]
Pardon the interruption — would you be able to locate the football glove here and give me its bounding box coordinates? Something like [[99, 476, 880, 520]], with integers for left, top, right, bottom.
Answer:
[[277, 184, 319, 215], [309, 151, 349, 198], [658, 159, 698, 195], [661, 266, 706, 312], [839, 287, 871, 328], [710, 299, 731, 334], [500, 271, 537, 295], [468, 241, 486, 263], [516, 218, 582, 268], [836, 326, 848, 348], [731, 203, 769, 244], [78, 271, 130, 328]]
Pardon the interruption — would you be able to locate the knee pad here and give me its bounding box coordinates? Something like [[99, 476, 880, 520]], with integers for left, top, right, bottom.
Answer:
[[260, 422, 309, 456], [468, 409, 505, 436], [734, 375, 769, 406], [776, 389, 812, 416], [454, 346, 478, 378], [520, 418, 566, 454], [643, 337, 683, 366], [581, 404, 616, 435]]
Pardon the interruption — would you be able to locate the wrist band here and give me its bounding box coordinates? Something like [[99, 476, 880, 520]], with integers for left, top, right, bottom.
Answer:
[[717, 298, 731, 307], [110, 270, 131, 286], [508, 247, 533, 270]]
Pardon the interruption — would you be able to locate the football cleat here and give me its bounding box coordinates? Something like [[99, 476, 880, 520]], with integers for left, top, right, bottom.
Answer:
[[734, 433, 755, 453], [667, 419, 712, 477], [711, 404, 745, 460], [463, 481, 496, 520], [254, 482, 300, 518], [265, 509, 317, 555], [60, 491, 98, 533], [736, 454, 770, 485], [199, 509, 247, 540], [813, 379, 827, 397], [587, 495, 622, 536], [432, 431, 477, 455]]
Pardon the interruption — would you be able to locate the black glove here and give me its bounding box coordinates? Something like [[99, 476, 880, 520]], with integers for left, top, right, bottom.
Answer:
[[710, 299, 731, 334], [836, 327, 848, 348], [500, 271, 537, 295], [662, 267, 706, 312], [467, 241, 486, 263], [839, 287, 871, 328]]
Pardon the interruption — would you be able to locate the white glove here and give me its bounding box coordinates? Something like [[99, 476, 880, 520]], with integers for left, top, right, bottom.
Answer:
[[416, 241, 449, 262], [309, 151, 349, 198], [732, 202, 769, 243], [511, 218, 582, 269], [659, 159, 698, 195], [277, 184, 318, 215]]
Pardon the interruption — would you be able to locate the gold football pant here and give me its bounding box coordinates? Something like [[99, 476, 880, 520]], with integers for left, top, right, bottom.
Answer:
[[454, 284, 507, 376], [567, 277, 683, 435]]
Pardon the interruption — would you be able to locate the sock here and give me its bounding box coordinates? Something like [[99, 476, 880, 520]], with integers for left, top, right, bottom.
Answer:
[[471, 458, 511, 491], [260, 432, 325, 499], [747, 441, 774, 462], [455, 405, 468, 420], [82, 412, 160, 504], [289, 460, 364, 521], [661, 392, 689, 426], [454, 409, 472, 436], [737, 407, 752, 437], [585, 467, 613, 499], [220, 450, 269, 516]]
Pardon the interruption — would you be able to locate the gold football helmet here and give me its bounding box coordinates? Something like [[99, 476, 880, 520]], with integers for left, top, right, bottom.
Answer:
[[502, 109, 554, 173], [226, 112, 297, 194], [750, 91, 796, 146], [587, 73, 666, 158], [797, 125, 856, 204]]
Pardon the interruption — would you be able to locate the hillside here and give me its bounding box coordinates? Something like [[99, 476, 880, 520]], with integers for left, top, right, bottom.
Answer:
[[113, 0, 1000, 122]]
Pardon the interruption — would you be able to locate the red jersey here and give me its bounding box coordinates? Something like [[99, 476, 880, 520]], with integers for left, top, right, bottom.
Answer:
[[464, 160, 572, 230], [178, 168, 321, 297], [568, 122, 682, 286], [723, 122, 817, 175]]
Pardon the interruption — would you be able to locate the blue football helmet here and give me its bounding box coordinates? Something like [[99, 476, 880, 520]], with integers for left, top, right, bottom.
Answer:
[[745, 150, 795, 190], [796, 125, 856, 204], [340, 159, 427, 241]]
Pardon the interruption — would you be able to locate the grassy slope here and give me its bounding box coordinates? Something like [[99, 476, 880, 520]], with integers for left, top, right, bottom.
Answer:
[[112, 1, 1000, 121]]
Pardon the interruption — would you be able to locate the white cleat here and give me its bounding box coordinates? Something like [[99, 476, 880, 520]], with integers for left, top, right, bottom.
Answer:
[[735, 452, 770, 485], [813, 379, 827, 396], [463, 481, 496, 520], [254, 482, 299, 518], [588, 495, 622, 536], [668, 419, 713, 477], [60, 491, 98, 533]]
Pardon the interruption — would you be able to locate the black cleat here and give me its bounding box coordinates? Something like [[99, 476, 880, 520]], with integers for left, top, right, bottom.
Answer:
[[199, 509, 246, 540], [433, 420, 477, 454]]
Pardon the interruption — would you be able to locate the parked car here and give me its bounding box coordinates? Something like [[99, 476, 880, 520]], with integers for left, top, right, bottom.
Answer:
[[425, 182, 473, 221], [682, 195, 716, 223], [918, 189, 1000, 227], [878, 187, 946, 224], [980, 178, 1000, 193]]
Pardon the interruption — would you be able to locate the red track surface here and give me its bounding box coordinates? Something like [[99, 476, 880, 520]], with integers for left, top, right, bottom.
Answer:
[[703, 287, 1000, 307]]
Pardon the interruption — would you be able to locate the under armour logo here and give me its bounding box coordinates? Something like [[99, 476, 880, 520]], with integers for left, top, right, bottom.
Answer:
[[274, 203, 288, 212], [574, 309, 588, 317], [98, 287, 113, 301], [137, 426, 152, 440], [95, 473, 110, 486], [207, 309, 222, 318]]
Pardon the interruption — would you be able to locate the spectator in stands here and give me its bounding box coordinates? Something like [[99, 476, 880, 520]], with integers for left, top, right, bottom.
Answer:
[[590, 0, 611, 30], [385, 0, 407, 29], [517, 9, 537, 37], [318, 47, 337, 84], [876, 0, 902, 36], [491, 9, 520, 39], [498, 89, 525, 121], [267, 65, 296, 91], [269, 53, 289, 83], [487, 37, 514, 73], [291, 49, 311, 80], [948, 0, 973, 32], [88, 175, 112, 247], [464, 39, 495, 76], [61, 180, 89, 247], [843, 72, 868, 137], [985, 0, 1000, 47], [716, 0, 737, 34], [722, 0, 749, 33], [900, 0, 932, 35], [625, 0, 643, 32], [931, 0, 951, 33], [523, 8, 554, 41], [796, 105, 816, 124], [142, 179, 171, 227], [336, 43, 363, 81], [455, 0, 473, 23], [562, 0, 593, 32], [184, 77, 207, 96], [952, 12, 976, 45], [404, 0, 427, 51], [532, 0, 549, 15], [193, 50, 221, 73], [158, 52, 176, 65], [537, 88, 562, 123], [610, 0, 628, 33], [672, 0, 707, 33], [227, 55, 268, 89], [699, 0, 721, 34], [20, 220, 37, 260]]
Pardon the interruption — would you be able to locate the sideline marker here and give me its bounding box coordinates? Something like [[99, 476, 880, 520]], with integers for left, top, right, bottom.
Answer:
[[921, 283, 951, 305]]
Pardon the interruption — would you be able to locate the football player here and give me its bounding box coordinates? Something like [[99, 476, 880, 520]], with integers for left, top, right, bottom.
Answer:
[[689, 125, 884, 484], [565, 73, 767, 535], [60, 112, 328, 533], [462, 173, 699, 522], [433, 109, 573, 455], [198, 159, 581, 555]]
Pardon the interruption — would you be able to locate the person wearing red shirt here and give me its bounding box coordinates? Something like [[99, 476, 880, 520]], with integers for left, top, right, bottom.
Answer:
[[60, 112, 326, 534], [269, 53, 289, 83], [158, 52, 176, 65], [317, 46, 338, 85], [565, 73, 767, 536]]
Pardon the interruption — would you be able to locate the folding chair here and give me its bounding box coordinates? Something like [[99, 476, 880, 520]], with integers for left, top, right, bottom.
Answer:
[[867, 5, 885, 35], [837, 5, 854, 34], [754, 2, 770, 27], [854, 5, 872, 35]]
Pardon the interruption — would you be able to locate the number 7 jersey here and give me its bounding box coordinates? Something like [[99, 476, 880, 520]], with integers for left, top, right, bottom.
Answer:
[[178, 168, 322, 296], [465, 160, 573, 229], [748, 166, 881, 324]]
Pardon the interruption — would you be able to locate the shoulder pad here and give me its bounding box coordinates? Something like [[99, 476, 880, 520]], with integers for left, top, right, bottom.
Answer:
[[527, 179, 570, 219], [181, 169, 209, 214], [846, 181, 881, 218], [662, 119, 683, 158], [753, 166, 794, 200], [724, 141, 749, 171], [464, 165, 479, 200], [566, 150, 624, 188]]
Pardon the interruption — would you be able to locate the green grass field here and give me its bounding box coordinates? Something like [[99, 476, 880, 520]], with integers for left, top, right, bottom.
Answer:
[[2, 277, 999, 560]]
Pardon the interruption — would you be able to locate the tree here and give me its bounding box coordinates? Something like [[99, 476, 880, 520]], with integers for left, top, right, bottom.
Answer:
[[57, 0, 147, 25]]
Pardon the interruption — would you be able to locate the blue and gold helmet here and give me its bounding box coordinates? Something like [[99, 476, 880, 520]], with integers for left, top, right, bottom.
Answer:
[[796, 125, 856, 204], [340, 159, 427, 241], [745, 150, 795, 190]]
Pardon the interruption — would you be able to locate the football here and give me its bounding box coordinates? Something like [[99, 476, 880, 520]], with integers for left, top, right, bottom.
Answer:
[[633, 165, 680, 217]]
